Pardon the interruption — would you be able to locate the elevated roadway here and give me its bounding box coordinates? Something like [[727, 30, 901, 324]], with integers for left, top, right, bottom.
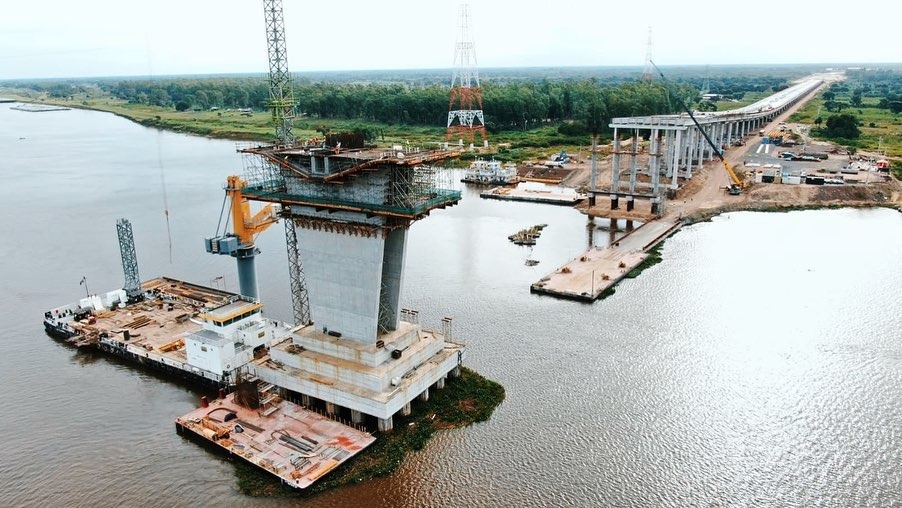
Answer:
[[596, 76, 828, 212]]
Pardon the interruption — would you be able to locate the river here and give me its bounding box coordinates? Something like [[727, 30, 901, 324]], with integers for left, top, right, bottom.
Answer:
[[1, 103, 901, 507]]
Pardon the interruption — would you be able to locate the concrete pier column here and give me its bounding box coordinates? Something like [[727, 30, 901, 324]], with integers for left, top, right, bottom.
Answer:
[[401, 402, 412, 416], [650, 129, 660, 195], [626, 220, 634, 231], [610, 218, 619, 231], [325, 402, 336, 415], [451, 366, 461, 378], [351, 409, 365, 424], [626, 196, 634, 212], [300, 394, 311, 407], [628, 130, 639, 194], [436, 375, 446, 390], [611, 128, 621, 193], [670, 129, 682, 189], [378, 416, 394, 432], [419, 388, 430, 402], [610, 194, 619, 210]]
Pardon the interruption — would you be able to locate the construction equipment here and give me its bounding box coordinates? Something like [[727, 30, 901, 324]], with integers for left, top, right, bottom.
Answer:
[[206, 175, 279, 299], [205, 0, 311, 326], [651, 61, 743, 195]]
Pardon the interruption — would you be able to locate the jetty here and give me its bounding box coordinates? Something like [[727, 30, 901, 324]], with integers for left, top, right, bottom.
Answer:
[[531, 218, 681, 301], [481, 186, 585, 206]]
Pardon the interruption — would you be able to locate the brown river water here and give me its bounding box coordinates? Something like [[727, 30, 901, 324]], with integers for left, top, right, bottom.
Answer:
[[1, 103, 901, 507]]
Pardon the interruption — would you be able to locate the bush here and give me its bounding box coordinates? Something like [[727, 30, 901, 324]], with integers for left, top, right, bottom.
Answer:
[[557, 121, 588, 136]]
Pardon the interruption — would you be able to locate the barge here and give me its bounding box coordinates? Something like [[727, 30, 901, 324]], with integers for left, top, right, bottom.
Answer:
[[43, 277, 293, 387]]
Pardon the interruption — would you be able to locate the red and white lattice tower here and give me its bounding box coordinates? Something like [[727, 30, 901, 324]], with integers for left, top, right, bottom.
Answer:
[[447, 4, 486, 144]]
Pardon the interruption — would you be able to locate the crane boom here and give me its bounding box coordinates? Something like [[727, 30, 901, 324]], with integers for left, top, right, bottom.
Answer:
[[650, 61, 743, 195]]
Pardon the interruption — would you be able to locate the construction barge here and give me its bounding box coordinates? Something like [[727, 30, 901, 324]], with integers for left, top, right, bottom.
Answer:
[[480, 186, 586, 206], [44, 215, 467, 490], [43, 276, 294, 387]]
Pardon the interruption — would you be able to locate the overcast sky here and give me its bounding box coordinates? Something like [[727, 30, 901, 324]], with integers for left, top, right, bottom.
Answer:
[[0, 0, 898, 80]]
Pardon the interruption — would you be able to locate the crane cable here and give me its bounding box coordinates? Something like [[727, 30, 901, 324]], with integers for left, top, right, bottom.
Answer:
[[157, 135, 173, 264], [145, 37, 173, 264], [215, 192, 229, 237]]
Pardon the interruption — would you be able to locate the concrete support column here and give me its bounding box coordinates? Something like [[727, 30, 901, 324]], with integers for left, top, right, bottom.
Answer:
[[671, 129, 682, 189], [419, 388, 430, 402], [611, 128, 621, 193], [325, 402, 336, 415], [687, 128, 698, 177], [301, 394, 311, 407], [685, 128, 694, 174], [726, 122, 734, 147], [589, 135, 598, 206], [436, 375, 446, 390], [650, 129, 660, 195], [610, 194, 619, 210], [628, 129, 639, 194], [451, 365, 461, 378], [378, 416, 394, 432], [626, 196, 635, 211], [401, 402, 412, 416], [351, 409, 365, 424]]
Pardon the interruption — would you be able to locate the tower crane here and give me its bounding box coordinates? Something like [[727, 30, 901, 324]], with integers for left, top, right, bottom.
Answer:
[[651, 61, 744, 195], [206, 0, 311, 326]]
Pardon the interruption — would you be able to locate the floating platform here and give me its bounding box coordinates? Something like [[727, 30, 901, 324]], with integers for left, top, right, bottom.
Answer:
[[480, 186, 585, 206], [176, 392, 375, 489], [43, 277, 293, 387], [531, 219, 681, 301], [11, 103, 71, 112]]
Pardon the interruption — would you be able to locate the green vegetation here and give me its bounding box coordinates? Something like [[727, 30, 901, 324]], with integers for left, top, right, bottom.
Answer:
[[625, 241, 665, 279], [2, 67, 811, 155], [235, 367, 504, 498], [791, 69, 902, 157]]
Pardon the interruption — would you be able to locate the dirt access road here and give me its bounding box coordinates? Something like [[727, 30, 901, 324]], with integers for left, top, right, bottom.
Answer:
[[567, 73, 900, 222]]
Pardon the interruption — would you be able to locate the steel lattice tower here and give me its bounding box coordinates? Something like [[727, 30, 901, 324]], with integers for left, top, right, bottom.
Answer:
[[116, 218, 141, 298], [641, 26, 654, 81], [263, 0, 310, 325], [447, 4, 486, 144], [264, 0, 296, 145]]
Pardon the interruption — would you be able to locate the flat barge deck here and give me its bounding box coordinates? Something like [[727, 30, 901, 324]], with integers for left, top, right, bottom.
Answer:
[[531, 219, 681, 301], [176, 392, 375, 489], [480, 186, 586, 206], [44, 277, 293, 387]]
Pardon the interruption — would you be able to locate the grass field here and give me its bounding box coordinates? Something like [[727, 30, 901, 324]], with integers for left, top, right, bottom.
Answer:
[[791, 95, 901, 157]]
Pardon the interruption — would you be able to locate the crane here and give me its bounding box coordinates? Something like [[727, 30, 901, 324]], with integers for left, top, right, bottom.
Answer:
[[206, 0, 311, 327], [205, 176, 279, 299], [650, 61, 743, 195]]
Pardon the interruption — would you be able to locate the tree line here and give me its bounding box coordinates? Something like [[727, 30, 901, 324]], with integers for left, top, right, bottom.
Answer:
[[12, 71, 823, 136], [98, 78, 704, 135]]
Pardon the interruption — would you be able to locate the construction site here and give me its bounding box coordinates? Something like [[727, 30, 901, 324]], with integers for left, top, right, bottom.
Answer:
[[37, 0, 902, 496]]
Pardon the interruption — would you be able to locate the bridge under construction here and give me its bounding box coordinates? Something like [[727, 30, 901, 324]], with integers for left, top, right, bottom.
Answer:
[[592, 78, 824, 215]]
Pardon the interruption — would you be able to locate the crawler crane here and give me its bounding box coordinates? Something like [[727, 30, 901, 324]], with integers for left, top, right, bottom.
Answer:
[[651, 61, 743, 195]]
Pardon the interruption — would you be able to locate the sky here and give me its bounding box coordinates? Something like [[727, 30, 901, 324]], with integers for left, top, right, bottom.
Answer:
[[0, 0, 898, 80]]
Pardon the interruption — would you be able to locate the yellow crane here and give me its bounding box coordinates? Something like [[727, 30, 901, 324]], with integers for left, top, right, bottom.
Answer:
[[205, 175, 279, 299], [651, 61, 743, 195]]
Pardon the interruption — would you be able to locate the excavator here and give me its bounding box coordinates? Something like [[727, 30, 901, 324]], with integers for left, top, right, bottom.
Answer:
[[651, 62, 743, 195]]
